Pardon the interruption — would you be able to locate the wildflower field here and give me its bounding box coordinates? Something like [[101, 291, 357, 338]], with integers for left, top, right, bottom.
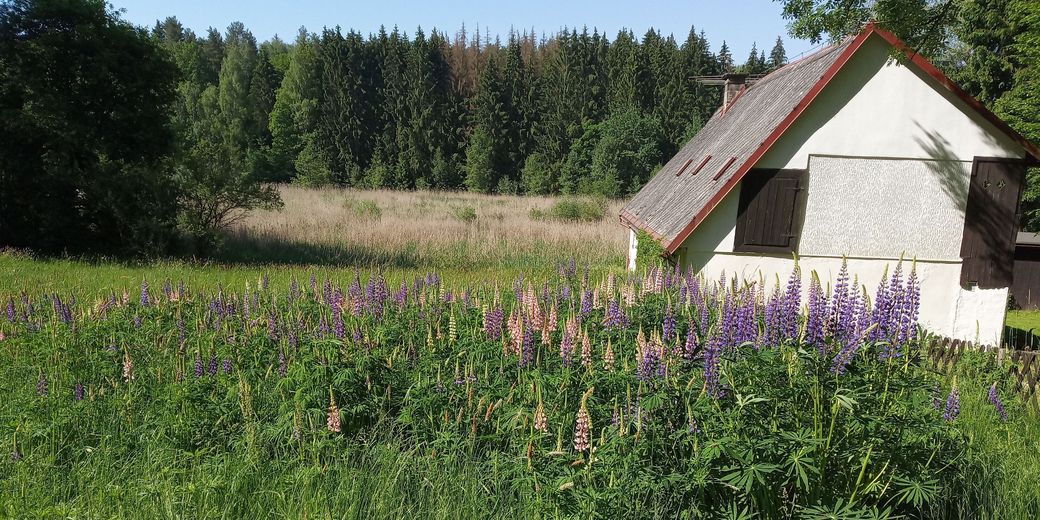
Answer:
[[1, 261, 1038, 518]]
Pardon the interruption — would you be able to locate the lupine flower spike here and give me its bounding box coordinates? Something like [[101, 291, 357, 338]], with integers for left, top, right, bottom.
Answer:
[[574, 388, 593, 453], [327, 390, 342, 433]]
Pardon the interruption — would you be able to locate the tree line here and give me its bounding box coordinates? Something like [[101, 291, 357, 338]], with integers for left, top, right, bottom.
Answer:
[[154, 18, 786, 199]]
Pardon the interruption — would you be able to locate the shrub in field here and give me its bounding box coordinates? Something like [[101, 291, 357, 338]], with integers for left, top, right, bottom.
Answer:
[[0, 261, 1035, 518], [344, 198, 382, 220], [450, 205, 478, 223], [530, 197, 607, 223]]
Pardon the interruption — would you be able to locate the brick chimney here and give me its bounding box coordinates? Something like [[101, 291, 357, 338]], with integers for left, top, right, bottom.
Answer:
[[722, 73, 747, 111]]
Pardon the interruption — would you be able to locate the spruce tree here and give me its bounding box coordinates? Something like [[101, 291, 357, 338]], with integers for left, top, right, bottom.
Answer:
[[769, 36, 787, 69]]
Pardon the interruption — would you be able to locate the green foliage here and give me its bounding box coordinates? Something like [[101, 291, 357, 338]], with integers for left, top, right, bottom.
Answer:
[[449, 205, 477, 223], [521, 151, 558, 195], [0, 270, 1035, 517], [0, 0, 180, 256], [560, 110, 665, 198], [464, 127, 497, 193], [775, 0, 955, 57], [344, 198, 382, 220], [635, 229, 666, 270], [530, 197, 607, 223]]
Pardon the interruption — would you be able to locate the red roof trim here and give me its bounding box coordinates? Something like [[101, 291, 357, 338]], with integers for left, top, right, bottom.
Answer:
[[661, 22, 1040, 254]]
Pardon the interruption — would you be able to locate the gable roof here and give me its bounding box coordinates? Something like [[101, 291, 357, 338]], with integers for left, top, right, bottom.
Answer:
[[620, 23, 1040, 255]]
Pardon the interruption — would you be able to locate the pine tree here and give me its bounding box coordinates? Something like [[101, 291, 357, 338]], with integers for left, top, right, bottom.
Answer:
[[269, 28, 319, 181], [502, 37, 535, 185], [717, 41, 734, 73], [742, 42, 761, 73], [466, 55, 507, 192], [769, 36, 787, 69]]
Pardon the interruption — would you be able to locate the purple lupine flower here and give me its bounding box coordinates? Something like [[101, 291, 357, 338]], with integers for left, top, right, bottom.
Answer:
[[702, 333, 723, 398], [177, 318, 186, 348], [194, 355, 205, 377], [140, 280, 150, 307], [352, 327, 363, 343], [309, 272, 317, 297], [289, 277, 300, 302], [662, 305, 677, 343], [162, 280, 173, 300], [870, 270, 891, 346], [6, 297, 15, 323], [988, 383, 1008, 422], [831, 328, 868, 375], [261, 273, 269, 292], [133, 314, 142, 329], [519, 317, 534, 368], [208, 354, 218, 376], [943, 387, 960, 421], [579, 290, 592, 317], [287, 327, 298, 352], [484, 306, 504, 341], [829, 259, 852, 341], [699, 301, 710, 337], [806, 274, 827, 354], [322, 279, 333, 306], [267, 309, 280, 342], [278, 348, 287, 377], [394, 282, 408, 309], [332, 305, 344, 341], [603, 299, 628, 329], [899, 264, 921, 346], [637, 341, 662, 381], [683, 327, 699, 359], [763, 284, 782, 347], [781, 265, 802, 341], [74, 382, 84, 401], [222, 359, 233, 374], [560, 329, 574, 368], [36, 373, 48, 396]]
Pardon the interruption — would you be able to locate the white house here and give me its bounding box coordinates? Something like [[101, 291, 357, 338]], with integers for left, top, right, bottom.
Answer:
[[620, 23, 1040, 345]]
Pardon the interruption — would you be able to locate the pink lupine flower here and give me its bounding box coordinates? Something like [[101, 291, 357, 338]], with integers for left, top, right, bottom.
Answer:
[[574, 403, 591, 453], [534, 403, 548, 434], [328, 394, 342, 433], [580, 331, 592, 368]]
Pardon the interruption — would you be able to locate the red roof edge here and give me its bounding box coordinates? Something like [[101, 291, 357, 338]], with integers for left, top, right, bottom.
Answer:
[[661, 22, 1040, 255]]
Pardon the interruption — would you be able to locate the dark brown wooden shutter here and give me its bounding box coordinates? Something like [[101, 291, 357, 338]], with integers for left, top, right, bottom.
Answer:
[[960, 158, 1026, 288], [735, 169, 805, 253]]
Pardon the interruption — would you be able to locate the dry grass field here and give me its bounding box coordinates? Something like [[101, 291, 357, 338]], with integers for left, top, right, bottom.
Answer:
[[221, 185, 629, 271]]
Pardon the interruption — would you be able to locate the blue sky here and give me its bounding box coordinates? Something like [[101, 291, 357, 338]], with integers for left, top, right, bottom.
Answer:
[[111, 0, 818, 61]]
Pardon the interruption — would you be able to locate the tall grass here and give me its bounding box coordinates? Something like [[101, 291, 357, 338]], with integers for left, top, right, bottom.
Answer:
[[222, 186, 627, 271]]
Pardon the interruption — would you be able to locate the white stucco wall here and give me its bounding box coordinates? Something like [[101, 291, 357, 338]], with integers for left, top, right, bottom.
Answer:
[[799, 156, 969, 260], [757, 34, 1023, 170], [670, 31, 1030, 345], [627, 228, 638, 270]]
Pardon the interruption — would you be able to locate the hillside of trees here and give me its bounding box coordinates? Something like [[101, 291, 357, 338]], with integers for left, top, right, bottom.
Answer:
[[155, 18, 787, 199]]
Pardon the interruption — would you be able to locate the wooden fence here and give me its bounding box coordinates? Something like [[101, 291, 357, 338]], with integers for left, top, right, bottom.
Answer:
[[923, 336, 1039, 409]]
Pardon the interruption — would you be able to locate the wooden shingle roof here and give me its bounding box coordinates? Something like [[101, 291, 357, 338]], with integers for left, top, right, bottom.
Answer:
[[620, 23, 1040, 255]]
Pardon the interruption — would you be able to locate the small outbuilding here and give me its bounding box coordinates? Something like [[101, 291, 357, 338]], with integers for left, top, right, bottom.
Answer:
[[620, 23, 1040, 345]]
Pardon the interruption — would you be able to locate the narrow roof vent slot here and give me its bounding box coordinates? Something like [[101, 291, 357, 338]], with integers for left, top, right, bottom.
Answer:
[[675, 158, 693, 176], [713, 156, 737, 181], [690, 155, 712, 176]]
